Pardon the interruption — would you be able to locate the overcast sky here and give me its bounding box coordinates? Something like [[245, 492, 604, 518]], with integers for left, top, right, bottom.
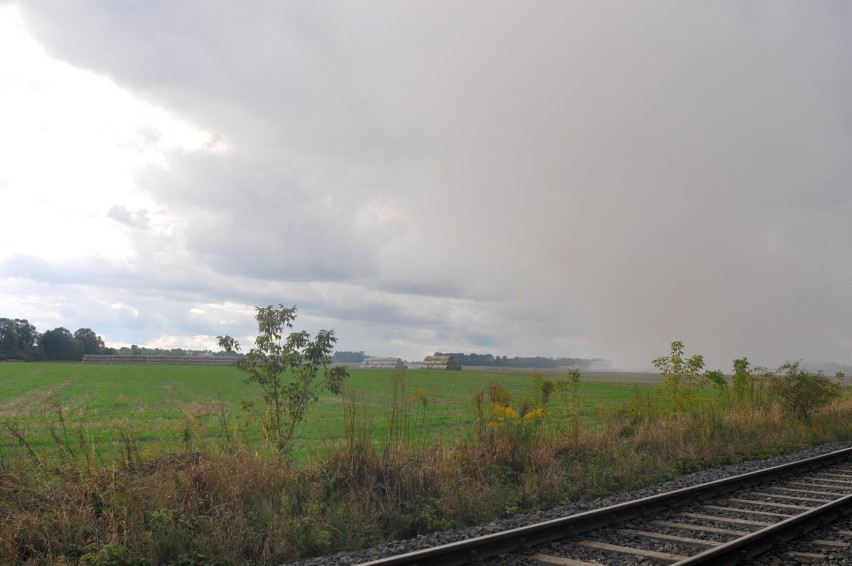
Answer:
[[1, 1, 851, 370]]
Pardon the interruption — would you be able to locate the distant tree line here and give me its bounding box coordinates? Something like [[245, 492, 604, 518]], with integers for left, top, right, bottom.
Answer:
[[438, 352, 596, 369], [332, 351, 365, 363], [113, 345, 233, 357], [0, 318, 107, 362], [331, 350, 597, 369], [0, 317, 232, 362], [3, 319, 600, 368]]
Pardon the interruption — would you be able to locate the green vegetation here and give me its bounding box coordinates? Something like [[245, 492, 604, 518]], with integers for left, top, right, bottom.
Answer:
[[0, 363, 645, 459], [0, 341, 850, 564], [768, 361, 844, 418], [0, 317, 111, 362], [0, 316, 235, 362], [652, 340, 726, 411], [217, 304, 348, 453]]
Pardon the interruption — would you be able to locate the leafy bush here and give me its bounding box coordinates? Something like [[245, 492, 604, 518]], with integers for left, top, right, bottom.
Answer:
[[769, 361, 843, 418], [652, 341, 726, 411]]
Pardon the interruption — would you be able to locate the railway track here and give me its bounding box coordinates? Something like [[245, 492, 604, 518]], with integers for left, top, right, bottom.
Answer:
[[358, 447, 852, 565]]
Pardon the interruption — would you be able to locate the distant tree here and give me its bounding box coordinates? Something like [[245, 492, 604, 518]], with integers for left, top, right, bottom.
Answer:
[[38, 327, 84, 361], [439, 352, 592, 369], [74, 328, 105, 355], [218, 304, 348, 453], [332, 350, 365, 363], [114, 345, 228, 357], [0, 318, 39, 360]]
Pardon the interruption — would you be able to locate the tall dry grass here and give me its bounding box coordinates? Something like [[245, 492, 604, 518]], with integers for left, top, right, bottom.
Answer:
[[1, 380, 850, 565]]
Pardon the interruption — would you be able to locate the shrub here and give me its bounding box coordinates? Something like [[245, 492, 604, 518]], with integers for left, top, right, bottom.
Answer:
[[653, 341, 725, 411], [768, 361, 843, 419]]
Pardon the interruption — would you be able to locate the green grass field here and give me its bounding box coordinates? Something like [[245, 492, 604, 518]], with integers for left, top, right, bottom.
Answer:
[[2, 362, 850, 565], [0, 362, 661, 459]]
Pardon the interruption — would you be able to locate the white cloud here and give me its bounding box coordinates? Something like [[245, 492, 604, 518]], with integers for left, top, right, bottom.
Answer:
[[110, 303, 138, 317], [147, 334, 221, 352], [0, 5, 221, 264]]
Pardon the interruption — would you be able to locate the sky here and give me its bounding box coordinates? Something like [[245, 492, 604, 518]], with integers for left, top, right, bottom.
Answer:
[[1, 1, 852, 371]]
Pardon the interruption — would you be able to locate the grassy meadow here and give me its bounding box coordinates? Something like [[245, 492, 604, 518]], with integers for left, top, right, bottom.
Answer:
[[1, 360, 850, 565], [0, 362, 655, 459]]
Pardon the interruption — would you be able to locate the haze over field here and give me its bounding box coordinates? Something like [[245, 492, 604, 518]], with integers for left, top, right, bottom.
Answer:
[[1, 2, 852, 370]]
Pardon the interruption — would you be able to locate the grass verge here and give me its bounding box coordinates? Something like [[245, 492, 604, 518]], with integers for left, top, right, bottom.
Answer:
[[1, 381, 850, 565]]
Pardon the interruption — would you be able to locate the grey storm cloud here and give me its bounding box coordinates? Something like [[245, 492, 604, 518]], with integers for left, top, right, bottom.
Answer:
[[7, 1, 852, 368]]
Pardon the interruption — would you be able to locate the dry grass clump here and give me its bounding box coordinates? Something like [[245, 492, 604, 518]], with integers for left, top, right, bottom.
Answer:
[[1, 449, 278, 564]]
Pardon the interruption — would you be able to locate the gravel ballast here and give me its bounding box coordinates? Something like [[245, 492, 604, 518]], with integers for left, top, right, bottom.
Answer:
[[286, 442, 852, 565]]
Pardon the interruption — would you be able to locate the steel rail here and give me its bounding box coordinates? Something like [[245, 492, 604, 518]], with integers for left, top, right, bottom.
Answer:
[[357, 446, 852, 566], [673, 491, 852, 565]]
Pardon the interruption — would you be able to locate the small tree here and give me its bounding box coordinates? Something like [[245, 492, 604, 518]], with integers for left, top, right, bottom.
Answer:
[[732, 357, 752, 406], [547, 368, 583, 437], [218, 304, 348, 453], [652, 341, 725, 411]]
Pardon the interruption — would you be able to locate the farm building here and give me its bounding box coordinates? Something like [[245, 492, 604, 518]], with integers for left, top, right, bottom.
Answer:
[[420, 354, 461, 370], [360, 356, 407, 369]]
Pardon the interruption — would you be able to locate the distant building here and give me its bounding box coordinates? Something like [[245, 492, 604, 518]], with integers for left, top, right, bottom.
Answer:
[[360, 356, 407, 369], [420, 354, 461, 370]]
